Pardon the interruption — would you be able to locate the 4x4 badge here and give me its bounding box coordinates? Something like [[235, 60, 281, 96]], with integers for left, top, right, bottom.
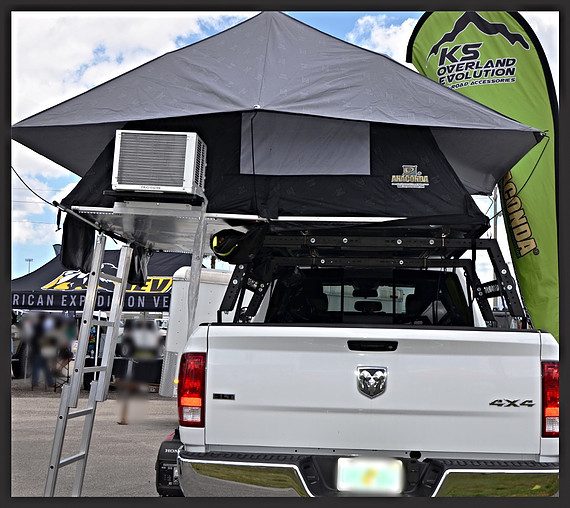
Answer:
[[357, 367, 387, 398]]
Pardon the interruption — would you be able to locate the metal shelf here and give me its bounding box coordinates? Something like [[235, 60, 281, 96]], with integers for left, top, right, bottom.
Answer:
[[73, 201, 248, 253]]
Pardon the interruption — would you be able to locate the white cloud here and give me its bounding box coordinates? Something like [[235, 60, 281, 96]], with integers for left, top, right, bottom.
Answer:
[[12, 172, 50, 206], [11, 172, 80, 245], [522, 11, 559, 98], [11, 141, 71, 179], [346, 14, 419, 69], [12, 222, 63, 246], [11, 171, 70, 215], [11, 171, 63, 245]]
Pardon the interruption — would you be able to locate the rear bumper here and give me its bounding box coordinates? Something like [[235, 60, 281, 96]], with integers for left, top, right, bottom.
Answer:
[[177, 450, 558, 497]]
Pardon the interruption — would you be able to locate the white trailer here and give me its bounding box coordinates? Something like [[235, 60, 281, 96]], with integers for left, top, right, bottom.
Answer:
[[158, 267, 232, 397]]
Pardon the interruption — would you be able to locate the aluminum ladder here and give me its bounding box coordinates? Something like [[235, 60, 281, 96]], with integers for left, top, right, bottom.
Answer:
[[44, 233, 133, 496]]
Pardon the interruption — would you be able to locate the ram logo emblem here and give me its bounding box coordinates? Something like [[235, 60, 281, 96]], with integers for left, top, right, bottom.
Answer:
[[357, 367, 387, 398]]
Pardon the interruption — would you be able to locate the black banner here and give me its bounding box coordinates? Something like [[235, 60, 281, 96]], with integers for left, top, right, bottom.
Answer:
[[11, 250, 191, 312], [11, 291, 171, 312]]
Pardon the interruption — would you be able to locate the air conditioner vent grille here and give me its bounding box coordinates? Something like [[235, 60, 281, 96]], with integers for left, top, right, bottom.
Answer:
[[117, 132, 187, 187], [194, 138, 207, 188]]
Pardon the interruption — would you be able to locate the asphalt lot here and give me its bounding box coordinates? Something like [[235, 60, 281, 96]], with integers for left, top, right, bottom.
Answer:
[[11, 377, 178, 497]]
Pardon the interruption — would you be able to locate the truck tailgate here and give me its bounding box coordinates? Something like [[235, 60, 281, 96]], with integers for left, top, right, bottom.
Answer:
[[205, 325, 542, 456]]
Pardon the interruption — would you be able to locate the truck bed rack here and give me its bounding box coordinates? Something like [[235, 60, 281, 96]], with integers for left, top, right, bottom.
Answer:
[[219, 232, 527, 328]]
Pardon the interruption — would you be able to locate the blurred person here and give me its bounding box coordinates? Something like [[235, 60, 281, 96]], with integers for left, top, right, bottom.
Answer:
[[11, 312, 35, 379], [11, 311, 18, 355], [44, 315, 75, 385], [21, 312, 35, 343], [11, 312, 18, 377], [30, 313, 55, 389], [55, 317, 76, 373]]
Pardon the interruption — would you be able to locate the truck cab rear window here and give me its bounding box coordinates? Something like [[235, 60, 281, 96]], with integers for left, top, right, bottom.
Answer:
[[265, 268, 473, 327]]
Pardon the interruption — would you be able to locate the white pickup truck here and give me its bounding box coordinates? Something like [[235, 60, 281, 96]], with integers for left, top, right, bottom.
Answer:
[[170, 232, 559, 497]]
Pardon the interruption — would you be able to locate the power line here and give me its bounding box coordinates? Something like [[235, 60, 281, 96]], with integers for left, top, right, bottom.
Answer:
[[12, 187, 69, 192], [13, 220, 58, 225], [11, 166, 55, 207], [11, 199, 53, 204]]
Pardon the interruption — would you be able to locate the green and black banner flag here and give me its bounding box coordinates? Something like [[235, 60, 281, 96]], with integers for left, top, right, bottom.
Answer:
[[407, 11, 558, 341]]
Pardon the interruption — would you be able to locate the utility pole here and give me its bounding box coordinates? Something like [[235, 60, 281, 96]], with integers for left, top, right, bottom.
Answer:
[[25, 258, 33, 273]]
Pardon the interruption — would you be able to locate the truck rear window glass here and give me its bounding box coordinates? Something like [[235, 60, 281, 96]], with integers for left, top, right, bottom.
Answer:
[[265, 268, 473, 326]]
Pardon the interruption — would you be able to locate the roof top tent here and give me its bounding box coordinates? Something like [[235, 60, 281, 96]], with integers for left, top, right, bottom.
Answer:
[[11, 11, 544, 246]]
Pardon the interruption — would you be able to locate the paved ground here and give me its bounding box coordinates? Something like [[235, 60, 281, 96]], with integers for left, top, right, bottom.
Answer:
[[11, 376, 178, 497]]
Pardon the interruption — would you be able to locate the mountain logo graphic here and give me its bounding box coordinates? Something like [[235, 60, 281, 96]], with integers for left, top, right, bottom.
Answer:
[[41, 263, 118, 291], [426, 12, 530, 67], [41, 265, 173, 293]]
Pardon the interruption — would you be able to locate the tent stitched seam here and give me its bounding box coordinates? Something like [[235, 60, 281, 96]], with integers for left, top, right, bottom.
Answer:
[[257, 14, 274, 106]]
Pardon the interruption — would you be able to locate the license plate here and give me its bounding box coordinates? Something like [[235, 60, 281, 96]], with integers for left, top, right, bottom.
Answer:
[[337, 457, 404, 494]]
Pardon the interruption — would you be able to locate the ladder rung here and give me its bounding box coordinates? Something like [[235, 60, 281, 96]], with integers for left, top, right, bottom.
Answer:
[[83, 366, 107, 373], [100, 272, 123, 283], [59, 452, 86, 468], [68, 408, 94, 419], [90, 319, 114, 327]]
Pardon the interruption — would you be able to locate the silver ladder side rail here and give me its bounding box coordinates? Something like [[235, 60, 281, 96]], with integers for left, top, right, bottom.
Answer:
[[96, 245, 132, 402], [67, 234, 107, 408]]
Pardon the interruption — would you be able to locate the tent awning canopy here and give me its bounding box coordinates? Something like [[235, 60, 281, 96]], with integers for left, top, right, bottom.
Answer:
[[12, 11, 543, 235]]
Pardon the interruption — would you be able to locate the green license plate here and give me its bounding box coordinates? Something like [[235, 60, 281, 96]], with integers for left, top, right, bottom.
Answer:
[[337, 457, 404, 494]]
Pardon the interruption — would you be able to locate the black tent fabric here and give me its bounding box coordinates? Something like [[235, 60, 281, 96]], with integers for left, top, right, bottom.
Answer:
[[11, 251, 191, 312], [12, 12, 543, 230], [61, 113, 489, 226]]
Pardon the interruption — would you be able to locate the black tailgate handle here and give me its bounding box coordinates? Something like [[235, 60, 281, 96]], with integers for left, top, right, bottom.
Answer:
[[347, 340, 398, 352]]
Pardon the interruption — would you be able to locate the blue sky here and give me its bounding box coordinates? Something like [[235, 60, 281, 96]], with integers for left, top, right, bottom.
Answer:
[[11, 11, 559, 281]]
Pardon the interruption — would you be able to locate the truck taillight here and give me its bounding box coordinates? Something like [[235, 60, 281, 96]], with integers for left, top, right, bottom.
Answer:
[[542, 361, 559, 437], [178, 353, 206, 427]]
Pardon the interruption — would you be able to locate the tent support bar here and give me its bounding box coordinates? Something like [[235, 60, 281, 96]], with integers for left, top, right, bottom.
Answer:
[[53, 200, 104, 231], [53, 200, 134, 246]]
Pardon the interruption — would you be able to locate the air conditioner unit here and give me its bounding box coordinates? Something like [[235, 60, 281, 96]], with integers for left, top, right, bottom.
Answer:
[[112, 130, 206, 195]]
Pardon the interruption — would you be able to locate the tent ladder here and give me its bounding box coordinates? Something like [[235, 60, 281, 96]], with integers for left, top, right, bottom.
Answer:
[[44, 233, 133, 496]]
